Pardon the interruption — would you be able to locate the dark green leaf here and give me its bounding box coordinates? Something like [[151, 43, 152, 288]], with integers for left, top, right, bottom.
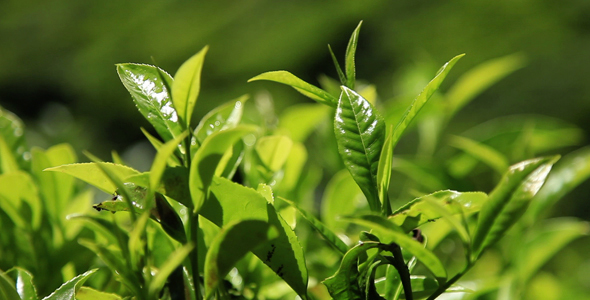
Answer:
[[117, 63, 181, 142], [154, 193, 186, 243], [334, 86, 386, 212], [472, 156, 560, 257], [248, 71, 338, 107]]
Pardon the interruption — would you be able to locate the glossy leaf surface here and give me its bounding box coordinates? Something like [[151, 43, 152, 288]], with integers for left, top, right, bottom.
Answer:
[[117, 63, 181, 142], [75, 287, 123, 300], [42, 269, 97, 300], [344, 21, 362, 89], [334, 86, 386, 212], [249, 71, 338, 107], [7, 267, 37, 300], [204, 220, 277, 298], [45, 162, 140, 193], [472, 156, 560, 257], [172, 46, 209, 128], [0, 269, 21, 300], [193, 95, 247, 149], [390, 54, 464, 150], [0, 106, 29, 171]]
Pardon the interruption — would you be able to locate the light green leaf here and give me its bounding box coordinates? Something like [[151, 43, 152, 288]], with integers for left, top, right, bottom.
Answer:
[[328, 44, 346, 85], [255, 135, 293, 172], [346, 215, 448, 285], [75, 286, 123, 300], [204, 220, 277, 299], [517, 218, 589, 283], [0, 269, 21, 300], [149, 131, 188, 194], [0, 106, 29, 171], [446, 53, 526, 117], [276, 142, 307, 194], [7, 267, 37, 300], [172, 46, 209, 128], [141, 128, 182, 167], [334, 86, 386, 212], [526, 147, 590, 222], [117, 63, 181, 142], [193, 95, 248, 149], [472, 156, 560, 257], [377, 125, 394, 213], [391, 54, 464, 151], [321, 170, 363, 231], [148, 243, 194, 296], [45, 162, 140, 193], [344, 21, 362, 89], [390, 190, 487, 233], [125, 167, 191, 208], [41, 269, 97, 300], [248, 71, 338, 107], [278, 103, 330, 142], [189, 125, 257, 212], [0, 134, 19, 174], [279, 197, 348, 255], [0, 171, 42, 229], [448, 135, 509, 175], [322, 241, 381, 300], [200, 177, 308, 298]]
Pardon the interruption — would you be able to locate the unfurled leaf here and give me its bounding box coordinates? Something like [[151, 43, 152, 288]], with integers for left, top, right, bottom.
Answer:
[[0, 106, 29, 171], [321, 170, 363, 231], [41, 269, 97, 300], [334, 86, 386, 212], [448, 135, 509, 175], [390, 54, 464, 151], [140, 128, 182, 167], [75, 287, 123, 300], [377, 125, 394, 213], [0, 269, 22, 300], [149, 131, 188, 194], [279, 197, 348, 255], [344, 21, 362, 89], [193, 95, 248, 149], [255, 135, 293, 172], [172, 46, 209, 128], [204, 220, 277, 298], [189, 125, 257, 212], [7, 267, 37, 300], [472, 156, 560, 257], [117, 63, 181, 142], [249, 71, 338, 107], [328, 45, 346, 85], [279, 103, 330, 142], [148, 243, 194, 296], [0, 171, 42, 229], [45, 162, 140, 193]]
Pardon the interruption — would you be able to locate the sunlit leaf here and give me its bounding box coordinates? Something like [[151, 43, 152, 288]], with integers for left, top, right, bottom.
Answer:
[[344, 21, 362, 89], [149, 131, 188, 195], [0, 269, 23, 300], [279, 103, 330, 142], [193, 95, 247, 149], [45, 162, 140, 193], [41, 269, 97, 300], [255, 135, 293, 172], [172, 46, 209, 128], [0, 106, 29, 171], [75, 287, 123, 300], [321, 170, 363, 231], [248, 71, 338, 107], [117, 63, 181, 142], [328, 44, 346, 85], [148, 243, 194, 296], [448, 135, 509, 175], [334, 86, 386, 212], [0, 171, 42, 229], [7, 267, 37, 300], [472, 156, 560, 257], [204, 220, 277, 298], [377, 125, 394, 213]]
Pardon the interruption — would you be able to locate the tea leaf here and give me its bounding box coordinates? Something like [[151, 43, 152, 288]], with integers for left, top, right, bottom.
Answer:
[[377, 125, 394, 213], [328, 44, 346, 85], [45, 162, 140, 193], [321, 170, 363, 231], [391, 54, 464, 151], [204, 220, 277, 298], [472, 156, 560, 257], [149, 131, 188, 195], [172, 46, 209, 128], [117, 63, 181, 142], [0, 106, 29, 171], [334, 86, 386, 212], [0, 171, 42, 229], [148, 243, 194, 296], [255, 135, 293, 172], [448, 135, 509, 175], [75, 287, 123, 300], [41, 269, 97, 300], [193, 95, 248, 149], [279, 103, 330, 142], [344, 21, 362, 89], [249, 71, 338, 107]]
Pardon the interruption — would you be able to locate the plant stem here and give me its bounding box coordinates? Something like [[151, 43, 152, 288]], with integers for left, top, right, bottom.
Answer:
[[190, 213, 202, 300]]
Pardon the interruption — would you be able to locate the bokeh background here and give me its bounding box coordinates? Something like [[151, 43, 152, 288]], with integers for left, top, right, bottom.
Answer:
[[2, 0, 590, 297]]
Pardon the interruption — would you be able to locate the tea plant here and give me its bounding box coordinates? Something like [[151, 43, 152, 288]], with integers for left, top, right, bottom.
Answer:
[[1, 21, 589, 300]]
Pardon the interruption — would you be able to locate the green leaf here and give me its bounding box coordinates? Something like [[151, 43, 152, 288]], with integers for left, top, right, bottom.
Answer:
[[149, 131, 188, 195], [189, 125, 257, 212], [75, 287, 123, 300], [45, 162, 140, 193], [0, 269, 21, 300], [526, 147, 590, 222], [117, 63, 181, 142], [472, 156, 560, 257], [7, 267, 37, 300], [276, 142, 307, 194], [255, 135, 293, 172], [322, 241, 381, 300], [0, 171, 42, 229], [193, 95, 248, 149], [172, 46, 209, 128], [321, 170, 363, 231], [154, 193, 187, 243], [200, 177, 308, 298], [279, 197, 348, 255], [148, 243, 194, 296], [248, 71, 338, 107], [278, 103, 330, 143], [41, 269, 97, 300], [125, 166, 192, 208], [328, 44, 346, 85], [346, 215, 448, 285], [140, 128, 182, 167], [390, 54, 464, 151], [390, 190, 487, 233], [516, 218, 589, 283], [344, 21, 362, 89], [448, 135, 509, 175], [334, 86, 386, 212], [446, 53, 526, 117], [377, 125, 394, 213], [204, 220, 277, 298], [0, 106, 29, 171]]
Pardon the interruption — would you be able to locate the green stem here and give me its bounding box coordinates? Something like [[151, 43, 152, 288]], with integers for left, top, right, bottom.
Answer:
[[190, 213, 202, 300], [385, 245, 413, 300], [426, 262, 473, 300]]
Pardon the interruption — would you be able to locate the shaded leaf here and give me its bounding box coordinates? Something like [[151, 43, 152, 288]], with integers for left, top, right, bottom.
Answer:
[[328, 44, 346, 85], [149, 131, 188, 194], [248, 71, 337, 107], [334, 86, 386, 212], [148, 243, 194, 296], [172, 46, 209, 128], [117, 63, 181, 142]]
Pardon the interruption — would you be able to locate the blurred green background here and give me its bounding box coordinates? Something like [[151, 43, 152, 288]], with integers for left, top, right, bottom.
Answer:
[[1, 0, 590, 297]]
